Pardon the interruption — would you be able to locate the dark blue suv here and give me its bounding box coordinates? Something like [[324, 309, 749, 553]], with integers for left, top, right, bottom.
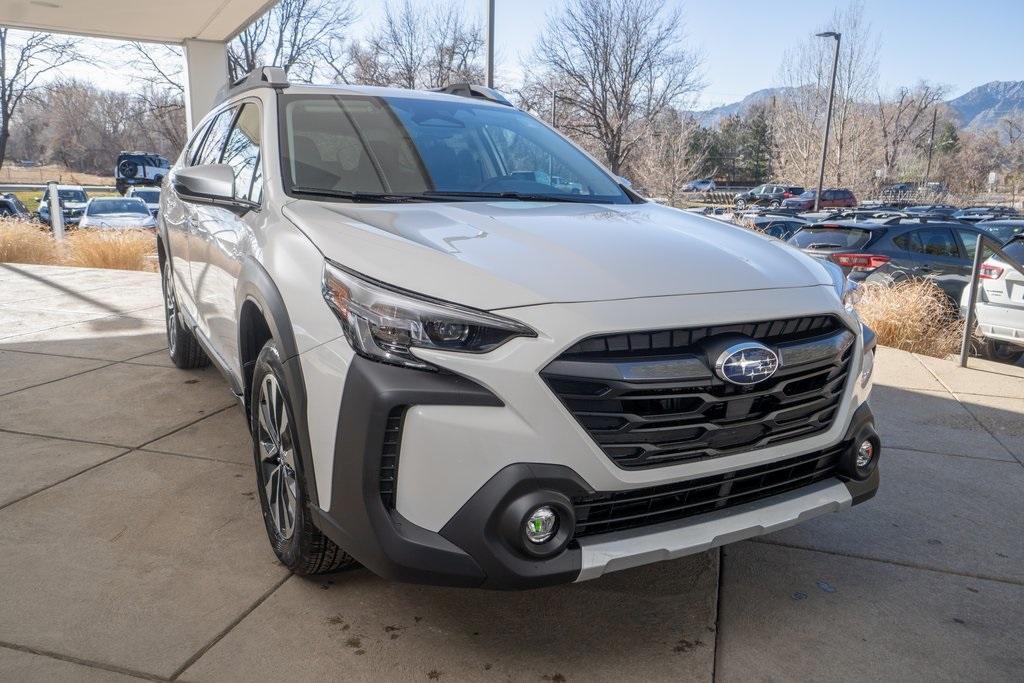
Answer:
[[787, 217, 991, 302]]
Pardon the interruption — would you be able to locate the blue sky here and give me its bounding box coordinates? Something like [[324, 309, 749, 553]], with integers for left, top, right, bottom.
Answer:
[[64, 0, 1024, 107]]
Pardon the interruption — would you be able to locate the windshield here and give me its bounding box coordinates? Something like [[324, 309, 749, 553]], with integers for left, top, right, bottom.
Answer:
[[88, 199, 149, 216], [280, 94, 630, 203], [788, 226, 874, 250], [980, 222, 1024, 244], [133, 190, 160, 203], [797, 190, 816, 198], [56, 190, 87, 203]]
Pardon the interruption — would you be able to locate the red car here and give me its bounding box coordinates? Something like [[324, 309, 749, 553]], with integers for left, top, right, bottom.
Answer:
[[781, 188, 857, 211]]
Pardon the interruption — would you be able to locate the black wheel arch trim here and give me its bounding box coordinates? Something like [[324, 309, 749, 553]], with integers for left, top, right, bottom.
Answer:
[[234, 257, 320, 507]]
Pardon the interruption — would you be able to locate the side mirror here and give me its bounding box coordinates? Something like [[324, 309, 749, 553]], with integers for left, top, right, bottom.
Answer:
[[171, 164, 241, 208]]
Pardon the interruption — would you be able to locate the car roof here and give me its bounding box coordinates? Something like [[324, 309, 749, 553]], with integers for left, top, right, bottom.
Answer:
[[979, 219, 1024, 226], [233, 82, 515, 111]]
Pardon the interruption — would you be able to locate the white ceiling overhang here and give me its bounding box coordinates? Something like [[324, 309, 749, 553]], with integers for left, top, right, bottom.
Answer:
[[0, 0, 278, 44]]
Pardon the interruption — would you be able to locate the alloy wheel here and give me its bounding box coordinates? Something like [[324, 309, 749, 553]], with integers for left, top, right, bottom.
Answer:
[[257, 374, 299, 540], [163, 267, 178, 357]]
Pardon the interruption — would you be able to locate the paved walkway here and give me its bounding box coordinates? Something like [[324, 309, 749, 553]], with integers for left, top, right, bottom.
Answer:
[[0, 263, 1021, 682]]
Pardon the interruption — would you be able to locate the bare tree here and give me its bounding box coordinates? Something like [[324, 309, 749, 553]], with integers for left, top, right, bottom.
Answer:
[[228, 0, 357, 82], [876, 82, 946, 180], [632, 108, 707, 204], [773, 0, 879, 189], [121, 43, 188, 150], [0, 28, 84, 169], [348, 0, 484, 89], [531, 0, 702, 175]]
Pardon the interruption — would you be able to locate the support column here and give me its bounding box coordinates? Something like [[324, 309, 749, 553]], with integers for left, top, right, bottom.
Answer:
[[183, 39, 229, 131]]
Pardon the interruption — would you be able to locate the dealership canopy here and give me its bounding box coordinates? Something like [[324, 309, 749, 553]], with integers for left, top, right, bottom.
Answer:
[[0, 0, 278, 129]]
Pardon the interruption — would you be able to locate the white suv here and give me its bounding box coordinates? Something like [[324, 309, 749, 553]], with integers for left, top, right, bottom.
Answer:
[[159, 68, 880, 588]]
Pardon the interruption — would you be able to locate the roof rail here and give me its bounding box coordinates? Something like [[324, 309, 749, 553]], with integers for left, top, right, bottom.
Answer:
[[217, 66, 289, 103], [430, 83, 514, 107]]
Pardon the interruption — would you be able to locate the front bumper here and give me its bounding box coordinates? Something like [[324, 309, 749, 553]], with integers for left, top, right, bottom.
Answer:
[[309, 353, 879, 589], [303, 285, 879, 588]]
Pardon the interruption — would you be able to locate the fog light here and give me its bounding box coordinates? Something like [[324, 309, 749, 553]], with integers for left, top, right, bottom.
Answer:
[[856, 440, 874, 470], [524, 506, 558, 544]]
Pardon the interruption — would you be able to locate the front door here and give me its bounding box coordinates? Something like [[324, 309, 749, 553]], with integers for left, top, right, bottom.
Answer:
[[192, 101, 265, 374]]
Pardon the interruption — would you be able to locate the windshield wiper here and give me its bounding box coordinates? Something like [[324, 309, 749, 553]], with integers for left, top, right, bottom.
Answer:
[[423, 191, 597, 203], [805, 242, 845, 250], [290, 187, 446, 203]]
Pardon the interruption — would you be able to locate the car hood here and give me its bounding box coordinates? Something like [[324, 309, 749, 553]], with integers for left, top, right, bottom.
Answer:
[[283, 200, 834, 310]]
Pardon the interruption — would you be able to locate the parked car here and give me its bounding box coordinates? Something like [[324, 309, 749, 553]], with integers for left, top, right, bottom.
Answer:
[[745, 213, 808, 240], [115, 151, 171, 195], [902, 204, 959, 218], [782, 188, 857, 212], [79, 197, 157, 230], [682, 178, 716, 192], [0, 193, 31, 220], [880, 182, 916, 200], [126, 186, 161, 217], [788, 216, 992, 302], [37, 185, 89, 226], [960, 235, 1024, 364], [159, 69, 880, 588], [953, 206, 1019, 223], [733, 183, 804, 209], [976, 219, 1024, 244]]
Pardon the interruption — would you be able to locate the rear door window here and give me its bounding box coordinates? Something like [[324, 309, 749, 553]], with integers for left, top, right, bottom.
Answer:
[[789, 226, 873, 249], [893, 231, 925, 253], [916, 228, 960, 258]]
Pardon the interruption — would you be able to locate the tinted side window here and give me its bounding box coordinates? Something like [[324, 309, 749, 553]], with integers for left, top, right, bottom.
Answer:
[[220, 102, 263, 203], [193, 107, 237, 167], [893, 231, 924, 253], [917, 228, 959, 258]]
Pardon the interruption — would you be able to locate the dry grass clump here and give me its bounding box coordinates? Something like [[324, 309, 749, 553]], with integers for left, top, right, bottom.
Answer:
[[855, 279, 964, 358], [64, 229, 158, 271], [0, 218, 60, 265]]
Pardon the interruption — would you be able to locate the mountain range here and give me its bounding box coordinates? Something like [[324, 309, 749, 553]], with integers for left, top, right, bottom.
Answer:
[[694, 80, 1024, 132]]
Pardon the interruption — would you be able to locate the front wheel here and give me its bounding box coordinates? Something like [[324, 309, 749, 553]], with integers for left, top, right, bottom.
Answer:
[[251, 339, 358, 575], [980, 338, 1024, 365], [735, 199, 746, 209], [161, 263, 209, 369]]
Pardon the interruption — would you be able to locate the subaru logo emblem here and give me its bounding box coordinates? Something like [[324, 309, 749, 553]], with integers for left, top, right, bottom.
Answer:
[[714, 342, 780, 385]]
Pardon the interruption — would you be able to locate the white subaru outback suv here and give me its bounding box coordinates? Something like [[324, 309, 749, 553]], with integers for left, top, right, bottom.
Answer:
[[159, 68, 880, 588]]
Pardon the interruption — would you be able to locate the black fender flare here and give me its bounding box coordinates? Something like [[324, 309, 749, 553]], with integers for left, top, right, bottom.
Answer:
[[235, 257, 322, 507]]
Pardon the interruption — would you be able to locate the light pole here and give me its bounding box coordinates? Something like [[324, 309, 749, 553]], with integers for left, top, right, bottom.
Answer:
[[813, 31, 841, 212], [485, 0, 495, 87]]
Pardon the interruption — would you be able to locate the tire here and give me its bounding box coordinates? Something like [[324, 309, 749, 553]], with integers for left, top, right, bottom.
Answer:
[[980, 338, 1024, 365], [161, 261, 209, 369], [250, 339, 358, 575], [735, 199, 746, 209], [769, 200, 781, 208]]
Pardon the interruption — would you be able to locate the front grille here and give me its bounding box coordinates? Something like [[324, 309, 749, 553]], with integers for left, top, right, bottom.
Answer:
[[543, 315, 853, 469], [378, 408, 406, 509], [572, 445, 843, 538]]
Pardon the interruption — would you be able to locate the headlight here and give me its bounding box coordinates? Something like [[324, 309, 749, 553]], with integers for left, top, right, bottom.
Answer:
[[822, 259, 861, 311], [322, 262, 536, 371]]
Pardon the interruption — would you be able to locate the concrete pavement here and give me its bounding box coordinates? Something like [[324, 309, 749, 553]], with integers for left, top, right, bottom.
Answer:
[[0, 263, 1021, 681]]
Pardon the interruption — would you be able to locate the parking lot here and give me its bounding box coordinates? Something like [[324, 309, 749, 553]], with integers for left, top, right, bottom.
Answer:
[[0, 263, 1022, 682]]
